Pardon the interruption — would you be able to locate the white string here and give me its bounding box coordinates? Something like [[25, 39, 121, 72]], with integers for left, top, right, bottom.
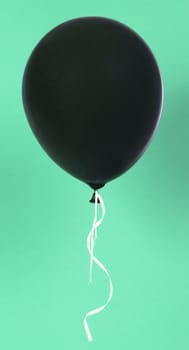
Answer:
[[83, 191, 113, 342]]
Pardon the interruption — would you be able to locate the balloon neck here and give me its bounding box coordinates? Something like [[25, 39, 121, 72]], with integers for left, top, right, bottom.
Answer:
[[88, 183, 105, 204], [88, 182, 105, 191]]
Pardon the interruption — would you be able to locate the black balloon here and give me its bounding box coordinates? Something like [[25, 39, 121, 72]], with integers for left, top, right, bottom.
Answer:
[[22, 16, 163, 190]]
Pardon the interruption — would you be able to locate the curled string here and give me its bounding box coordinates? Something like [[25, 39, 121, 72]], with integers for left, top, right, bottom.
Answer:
[[83, 191, 113, 342]]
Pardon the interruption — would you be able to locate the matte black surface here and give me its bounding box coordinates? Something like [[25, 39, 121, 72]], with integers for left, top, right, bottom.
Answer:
[[22, 16, 163, 189]]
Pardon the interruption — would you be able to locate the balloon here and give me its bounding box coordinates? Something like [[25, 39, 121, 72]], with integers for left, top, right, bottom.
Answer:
[[22, 16, 163, 190]]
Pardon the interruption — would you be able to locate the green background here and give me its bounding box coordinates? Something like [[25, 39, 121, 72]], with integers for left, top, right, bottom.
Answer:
[[0, 1, 189, 349]]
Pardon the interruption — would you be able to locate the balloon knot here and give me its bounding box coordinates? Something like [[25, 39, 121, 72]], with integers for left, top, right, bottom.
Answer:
[[90, 191, 100, 203]]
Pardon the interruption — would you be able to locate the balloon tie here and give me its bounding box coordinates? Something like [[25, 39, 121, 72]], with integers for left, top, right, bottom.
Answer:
[[83, 191, 113, 342]]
